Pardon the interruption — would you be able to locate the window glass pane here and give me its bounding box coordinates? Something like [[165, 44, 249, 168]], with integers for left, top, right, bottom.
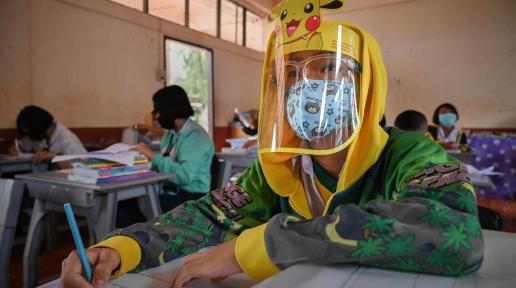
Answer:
[[109, 0, 143, 11], [149, 0, 185, 26], [246, 11, 264, 51], [220, 0, 237, 43], [165, 39, 213, 134], [189, 0, 217, 36]]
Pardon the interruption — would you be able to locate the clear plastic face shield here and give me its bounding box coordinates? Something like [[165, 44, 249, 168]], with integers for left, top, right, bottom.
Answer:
[[259, 48, 361, 155]]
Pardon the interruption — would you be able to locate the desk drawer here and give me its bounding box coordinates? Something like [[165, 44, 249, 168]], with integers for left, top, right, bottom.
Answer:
[[26, 183, 95, 207]]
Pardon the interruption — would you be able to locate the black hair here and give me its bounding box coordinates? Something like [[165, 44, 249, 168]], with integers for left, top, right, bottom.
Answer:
[[394, 110, 428, 132], [152, 85, 194, 119], [16, 105, 54, 140], [432, 103, 459, 125]]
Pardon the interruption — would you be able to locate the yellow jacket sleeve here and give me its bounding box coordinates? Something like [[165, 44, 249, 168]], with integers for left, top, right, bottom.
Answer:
[[91, 236, 141, 279], [235, 223, 279, 281]]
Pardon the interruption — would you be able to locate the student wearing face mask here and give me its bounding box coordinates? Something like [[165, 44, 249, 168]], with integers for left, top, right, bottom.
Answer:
[[131, 85, 215, 213], [60, 1, 483, 287], [8, 105, 86, 163], [428, 103, 468, 150]]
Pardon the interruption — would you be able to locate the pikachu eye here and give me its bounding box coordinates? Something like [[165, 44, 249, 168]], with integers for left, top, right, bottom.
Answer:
[[281, 9, 288, 20], [304, 3, 314, 13]]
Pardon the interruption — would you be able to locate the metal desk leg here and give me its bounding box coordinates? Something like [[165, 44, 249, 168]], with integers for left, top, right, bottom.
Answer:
[[23, 199, 48, 288], [150, 184, 162, 216], [0, 227, 15, 288], [137, 184, 162, 220], [86, 220, 96, 247], [89, 193, 117, 244], [44, 212, 57, 251]]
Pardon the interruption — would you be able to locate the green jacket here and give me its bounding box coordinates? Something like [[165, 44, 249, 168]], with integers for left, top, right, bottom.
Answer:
[[105, 128, 483, 278], [151, 119, 214, 193]]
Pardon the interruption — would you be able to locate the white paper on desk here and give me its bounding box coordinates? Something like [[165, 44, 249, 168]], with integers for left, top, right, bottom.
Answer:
[[52, 143, 139, 165], [1, 153, 34, 160], [52, 151, 139, 166], [92, 143, 135, 154], [466, 165, 504, 176]]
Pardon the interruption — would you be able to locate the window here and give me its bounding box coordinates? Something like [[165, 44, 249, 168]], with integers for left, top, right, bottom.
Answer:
[[108, 0, 264, 51], [165, 39, 213, 134], [149, 0, 185, 25], [109, 0, 144, 11], [220, 0, 244, 45], [245, 10, 264, 51], [189, 0, 217, 37]]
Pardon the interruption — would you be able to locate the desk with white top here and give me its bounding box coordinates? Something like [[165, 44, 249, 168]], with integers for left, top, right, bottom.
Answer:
[[38, 229, 515, 288]]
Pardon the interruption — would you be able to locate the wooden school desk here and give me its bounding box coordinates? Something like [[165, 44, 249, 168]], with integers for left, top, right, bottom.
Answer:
[[16, 171, 171, 288], [38, 229, 515, 288]]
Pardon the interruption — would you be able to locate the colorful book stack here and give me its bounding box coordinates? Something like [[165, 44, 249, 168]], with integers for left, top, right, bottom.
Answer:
[[68, 154, 156, 184]]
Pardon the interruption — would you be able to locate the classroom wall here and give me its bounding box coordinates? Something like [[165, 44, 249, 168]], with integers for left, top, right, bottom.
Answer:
[[0, 0, 32, 128], [2, 0, 515, 133], [334, 0, 516, 128], [0, 0, 264, 130]]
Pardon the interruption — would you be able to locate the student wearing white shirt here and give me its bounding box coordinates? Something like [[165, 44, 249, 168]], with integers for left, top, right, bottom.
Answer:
[[8, 105, 87, 163], [428, 103, 468, 151]]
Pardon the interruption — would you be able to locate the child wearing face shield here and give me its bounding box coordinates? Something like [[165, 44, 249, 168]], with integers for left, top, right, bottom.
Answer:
[[428, 103, 468, 151], [59, 1, 483, 287]]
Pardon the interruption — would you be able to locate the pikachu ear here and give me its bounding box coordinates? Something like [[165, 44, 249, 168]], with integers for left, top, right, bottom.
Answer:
[[267, 4, 282, 23], [320, 0, 344, 10]]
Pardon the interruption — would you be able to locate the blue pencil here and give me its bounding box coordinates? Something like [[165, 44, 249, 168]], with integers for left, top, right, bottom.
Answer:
[[64, 203, 93, 283]]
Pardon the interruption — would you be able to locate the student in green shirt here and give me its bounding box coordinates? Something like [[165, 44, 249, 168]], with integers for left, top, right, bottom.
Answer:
[[132, 85, 215, 212]]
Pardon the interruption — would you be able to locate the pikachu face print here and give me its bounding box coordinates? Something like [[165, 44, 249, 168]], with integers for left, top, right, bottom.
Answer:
[[268, 0, 344, 50]]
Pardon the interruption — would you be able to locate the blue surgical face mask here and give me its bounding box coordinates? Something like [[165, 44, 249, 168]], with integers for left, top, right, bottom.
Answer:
[[438, 113, 457, 127], [285, 79, 354, 140]]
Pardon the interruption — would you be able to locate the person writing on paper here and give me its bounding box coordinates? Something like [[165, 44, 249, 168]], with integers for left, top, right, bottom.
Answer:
[[131, 85, 215, 212], [428, 103, 468, 151], [60, 1, 483, 287], [8, 105, 86, 163]]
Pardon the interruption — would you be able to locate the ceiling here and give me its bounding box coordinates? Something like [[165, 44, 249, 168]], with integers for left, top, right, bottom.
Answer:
[[241, 0, 413, 17]]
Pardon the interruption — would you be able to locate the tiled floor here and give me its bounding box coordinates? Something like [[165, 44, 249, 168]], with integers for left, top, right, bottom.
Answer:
[[9, 228, 87, 288]]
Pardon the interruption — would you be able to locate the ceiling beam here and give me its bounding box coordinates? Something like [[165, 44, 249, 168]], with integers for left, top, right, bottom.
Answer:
[[233, 0, 279, 17], [236, 0, 419, 17]]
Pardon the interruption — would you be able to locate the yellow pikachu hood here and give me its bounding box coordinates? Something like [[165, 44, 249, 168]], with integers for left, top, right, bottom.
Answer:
[[257, 0, 389, 218]]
